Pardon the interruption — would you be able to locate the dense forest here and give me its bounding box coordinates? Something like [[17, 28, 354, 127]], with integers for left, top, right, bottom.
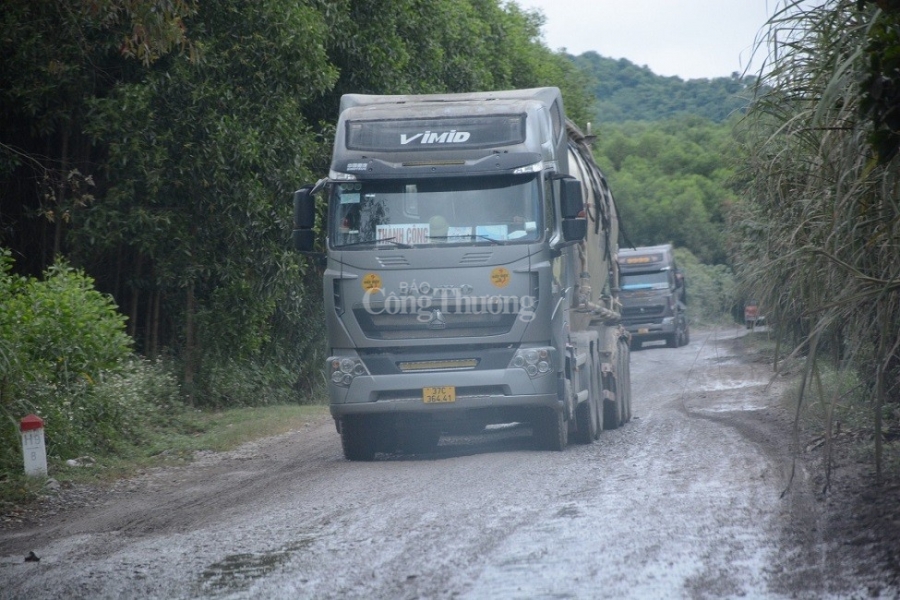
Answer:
[[1, 0, 897, 481], [572, 52, 757, 123]]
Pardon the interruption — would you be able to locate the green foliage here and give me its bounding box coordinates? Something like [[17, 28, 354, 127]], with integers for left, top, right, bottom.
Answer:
[[0, 250, 132, 402], [858, 1, 900, 164], [734, 0, 900, 479], [673, 248, 736, 325], [1, 0, 601, 412], [0, 249, 187, 477], [571, 52, 757, 124], [594, 117, 739, 264]]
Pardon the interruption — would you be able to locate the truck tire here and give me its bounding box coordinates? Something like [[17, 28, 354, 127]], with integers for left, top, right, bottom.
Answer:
[[591, 346, 603, 440], [574, 398, 597, 444], [603, 371, 621, 430], [619, 338, 633, 423], [340, 416, 377, 461], [397, 426, 440, 454], [574, 353, 600, 444], [535, 407, 568, 451], [666, 333, 678, 348]]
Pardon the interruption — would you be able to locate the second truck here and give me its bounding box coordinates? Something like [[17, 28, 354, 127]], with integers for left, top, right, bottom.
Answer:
[[618, 244, 689, 349], [293, 87, 631, 460]]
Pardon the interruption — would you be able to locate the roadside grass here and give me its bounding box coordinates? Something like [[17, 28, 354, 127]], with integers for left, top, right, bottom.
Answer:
[[0, 403, 330, 506]]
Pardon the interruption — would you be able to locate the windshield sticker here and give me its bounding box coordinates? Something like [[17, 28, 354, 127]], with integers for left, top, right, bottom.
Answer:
[[447, 226, 471, 239], [476, 225, 508, 240], [340, 193, 360, 205], [376, 223, 429, 245]]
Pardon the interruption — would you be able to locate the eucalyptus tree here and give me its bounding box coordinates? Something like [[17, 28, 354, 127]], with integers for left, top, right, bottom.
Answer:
[[735, 0, 900, 483], [0, 0, 196, 272], [82, 0, 338, 401]]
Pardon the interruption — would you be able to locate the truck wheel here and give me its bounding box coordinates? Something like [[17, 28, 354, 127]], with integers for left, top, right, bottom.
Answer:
[[619, 339, 632, 423], [666, 333, 678, 348], [535, 407, 568, 451], [574, 398, 597, 444], [340, 416, 377, 461], [593, 361, 604, 437], [397, 426, 440, 454], [603, 371, 621, 430], [574, 355, 600, 444]]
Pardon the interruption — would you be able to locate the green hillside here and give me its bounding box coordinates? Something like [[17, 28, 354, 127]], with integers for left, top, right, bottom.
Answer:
[[571, 51, 757, 123]]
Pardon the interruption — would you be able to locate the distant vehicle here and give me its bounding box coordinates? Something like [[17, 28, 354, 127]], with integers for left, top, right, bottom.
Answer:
[[744, 300, 764, 329], [617, 244, 689, 349]]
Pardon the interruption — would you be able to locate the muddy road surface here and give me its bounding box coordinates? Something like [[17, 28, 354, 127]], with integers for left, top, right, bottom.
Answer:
[[1, 327, 894, 598]]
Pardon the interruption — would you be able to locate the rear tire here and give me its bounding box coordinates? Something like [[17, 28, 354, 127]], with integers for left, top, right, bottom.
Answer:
[[340, 416, 377, 461], [619, 339, 632, 423], [603, 371, 621, 431], [574, 352, 600, 444], [574, 398, 597, 444]]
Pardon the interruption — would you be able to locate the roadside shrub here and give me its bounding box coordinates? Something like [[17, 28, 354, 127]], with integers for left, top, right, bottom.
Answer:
[[0, 250, 186, 477], [0, 358, 184, 473], [0, 251, 132, 401], [673, 247, 735, 326], [194, 356, 326, 408]]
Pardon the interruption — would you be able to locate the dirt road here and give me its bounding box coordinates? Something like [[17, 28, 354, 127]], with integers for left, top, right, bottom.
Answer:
[[1, 327, 895, 598]]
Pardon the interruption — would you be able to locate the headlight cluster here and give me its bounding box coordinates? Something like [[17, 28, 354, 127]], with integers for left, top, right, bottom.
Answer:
[[662, 317, 675, 325], [328, 356, 369, 387], [510, 347, 552, 378]]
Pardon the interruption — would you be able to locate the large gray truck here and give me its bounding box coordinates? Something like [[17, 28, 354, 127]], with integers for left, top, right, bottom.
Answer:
[[292, 87, 631, 460], [617, 244, 689, 349]]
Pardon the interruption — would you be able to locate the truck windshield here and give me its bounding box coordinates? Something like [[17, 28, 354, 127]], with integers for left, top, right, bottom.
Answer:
[[329, 174, 542, 248], [621, 271, 671, 291]]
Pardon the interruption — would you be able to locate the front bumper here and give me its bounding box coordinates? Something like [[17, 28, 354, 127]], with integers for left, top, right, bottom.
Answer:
[[328, 367, 560, 423], [623, 320, 676, 342]]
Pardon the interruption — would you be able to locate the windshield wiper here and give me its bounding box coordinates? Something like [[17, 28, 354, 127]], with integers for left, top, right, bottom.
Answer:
[[335, 236, 412, 249], [427, 233, 501, 246]]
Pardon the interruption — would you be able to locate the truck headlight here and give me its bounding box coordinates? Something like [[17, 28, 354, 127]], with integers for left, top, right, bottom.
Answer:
[[327, 356, 369, 387], [662, 317, 675, 325], [510, 347, 552, 378]]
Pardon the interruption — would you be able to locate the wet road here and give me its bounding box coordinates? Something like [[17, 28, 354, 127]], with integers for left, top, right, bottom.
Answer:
[[0, 328, 870, 598]]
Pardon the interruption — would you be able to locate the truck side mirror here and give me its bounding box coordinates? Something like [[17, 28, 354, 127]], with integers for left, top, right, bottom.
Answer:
[[560, 178, 584, 219], [558, 177, 587, 242], [561, 218, 587, 242], [292, 186, 316, 252]]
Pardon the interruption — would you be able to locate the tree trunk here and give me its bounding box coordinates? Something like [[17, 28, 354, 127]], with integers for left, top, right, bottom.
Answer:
[[53, 128, 69, 258], [183, 281, 196, 405], [128, 253, 143, 338]]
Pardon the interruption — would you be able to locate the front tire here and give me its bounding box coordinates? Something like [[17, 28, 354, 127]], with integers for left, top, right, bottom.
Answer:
[[341, 416, 377, 461], [397, 426, 440, 455], [535, 407, 568, 451]]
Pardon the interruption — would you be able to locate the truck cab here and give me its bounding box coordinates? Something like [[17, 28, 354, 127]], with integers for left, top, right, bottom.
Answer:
[[617, 244, 689, 349]]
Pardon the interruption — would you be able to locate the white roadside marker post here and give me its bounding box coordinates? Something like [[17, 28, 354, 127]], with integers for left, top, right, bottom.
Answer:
[[20, 414, 48, 478]]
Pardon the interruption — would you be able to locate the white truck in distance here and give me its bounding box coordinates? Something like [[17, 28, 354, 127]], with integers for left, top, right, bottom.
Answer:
[[292, 87, 631, 460]]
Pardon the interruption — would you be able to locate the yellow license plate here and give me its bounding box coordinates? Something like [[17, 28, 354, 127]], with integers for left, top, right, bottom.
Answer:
[[638, 328, 649, 334], [423, 386, 455, 403]]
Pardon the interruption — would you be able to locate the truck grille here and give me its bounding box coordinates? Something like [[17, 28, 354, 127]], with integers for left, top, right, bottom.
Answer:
[[622, 305, 665, 320], [354, 308, 517, 340]]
